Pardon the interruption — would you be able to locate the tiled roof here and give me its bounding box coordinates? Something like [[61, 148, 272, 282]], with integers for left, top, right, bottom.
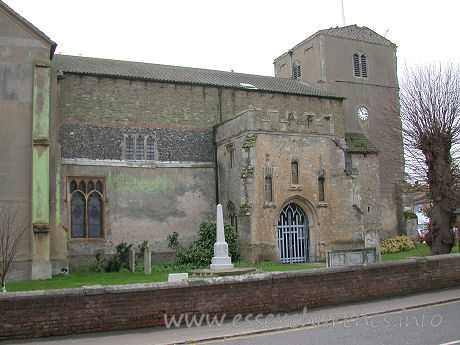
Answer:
[[53, 55, 339, 98], [275, 25, 395, 61], [319, 25, 395, 47], [345, 132, 379, 153]]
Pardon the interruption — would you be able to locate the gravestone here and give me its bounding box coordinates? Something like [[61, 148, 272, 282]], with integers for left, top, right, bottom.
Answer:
[[129, 247, 136, 273], [210, 204, 234, 270], [144, 245, 151, 275]]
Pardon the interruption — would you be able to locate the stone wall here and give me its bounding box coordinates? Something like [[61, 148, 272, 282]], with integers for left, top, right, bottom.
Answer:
[[215, 107, 380, 262], [60, 163, 216, 263], [60, 124, 214, 162], [1, 254, 459, 340]]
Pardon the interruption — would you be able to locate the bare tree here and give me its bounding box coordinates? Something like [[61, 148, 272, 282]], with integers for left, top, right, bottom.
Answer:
[[399, 63, 459, 255], [0, 202, 28, 292]]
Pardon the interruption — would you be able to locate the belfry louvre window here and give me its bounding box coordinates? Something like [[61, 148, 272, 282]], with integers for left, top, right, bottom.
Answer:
[[69, 178, 105, 239], [353, 53, 368, 78], [292, 61, 302, 80], [124, 135, 156, 160]]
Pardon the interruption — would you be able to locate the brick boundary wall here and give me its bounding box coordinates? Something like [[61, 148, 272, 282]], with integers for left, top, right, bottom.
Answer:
[[1, 254, 459, 340]]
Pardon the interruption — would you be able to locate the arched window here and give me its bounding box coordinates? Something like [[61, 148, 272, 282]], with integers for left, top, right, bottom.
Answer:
[[227, 201, 237, 232], [318, 176, 325, 202], [69, 178, 105, 239], [70, 192, 85, 238], [292, 60, 302, 80], [353, 53, 368, 78], [87, 192, 103, 238], [265, 177, 273, 203]]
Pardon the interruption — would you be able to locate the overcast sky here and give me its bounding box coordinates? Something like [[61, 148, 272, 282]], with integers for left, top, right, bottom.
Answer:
[[4, 0, 460, 78]]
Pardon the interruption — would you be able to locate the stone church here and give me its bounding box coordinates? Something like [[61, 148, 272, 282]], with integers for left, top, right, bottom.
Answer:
[[0, 1, 403, 280]]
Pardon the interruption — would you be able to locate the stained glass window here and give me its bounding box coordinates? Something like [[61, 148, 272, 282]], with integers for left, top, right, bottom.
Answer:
[[71, 192, 85, 238], [69, 178, 104, 239]]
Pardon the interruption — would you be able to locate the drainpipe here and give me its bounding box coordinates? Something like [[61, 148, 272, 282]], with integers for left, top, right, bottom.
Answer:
[[288, 49, 294, 79], [214, 144, 219, 205], [214, 88, 223, 205]]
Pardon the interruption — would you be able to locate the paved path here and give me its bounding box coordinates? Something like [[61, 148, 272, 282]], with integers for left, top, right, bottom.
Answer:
[[3, 287, 460, 345]]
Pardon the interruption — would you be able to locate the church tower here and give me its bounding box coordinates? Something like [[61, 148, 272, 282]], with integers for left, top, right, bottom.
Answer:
[[274, 25, 404, 237]]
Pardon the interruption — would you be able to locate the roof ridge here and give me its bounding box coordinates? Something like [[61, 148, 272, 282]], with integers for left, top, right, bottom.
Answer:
[[55, 54, 288, 81]]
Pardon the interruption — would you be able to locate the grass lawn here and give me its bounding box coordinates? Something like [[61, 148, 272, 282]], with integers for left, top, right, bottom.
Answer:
[[5, 262, 322, 292], [6, 243, 458, 292], [381, 242, 459, 262]]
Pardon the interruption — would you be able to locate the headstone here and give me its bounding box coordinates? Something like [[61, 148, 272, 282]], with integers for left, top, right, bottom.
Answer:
[[129, 247, 136, 273], [168, 273, 189, 282], [210, 204, 234, 270], [365, 231, 381, 262], [144, 245, 151, 275]]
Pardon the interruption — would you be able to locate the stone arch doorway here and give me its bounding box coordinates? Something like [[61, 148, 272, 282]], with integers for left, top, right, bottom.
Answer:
[[277, 203, 309, 263]]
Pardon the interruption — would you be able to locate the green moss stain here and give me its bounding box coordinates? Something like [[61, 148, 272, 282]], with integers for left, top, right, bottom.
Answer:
[[113, 173, 180, 196], [32, 147, 49, 223], [110, 172, 187, 221]]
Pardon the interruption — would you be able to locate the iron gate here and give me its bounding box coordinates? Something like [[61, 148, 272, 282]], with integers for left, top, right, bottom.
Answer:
[[277, 203, 308, 263]]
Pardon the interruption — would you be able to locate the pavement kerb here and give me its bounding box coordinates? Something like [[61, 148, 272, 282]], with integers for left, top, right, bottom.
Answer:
[[163, 286, 460, 345]]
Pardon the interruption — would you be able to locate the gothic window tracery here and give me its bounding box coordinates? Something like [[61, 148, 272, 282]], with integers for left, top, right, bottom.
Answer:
[[69, 177, 105, 239]]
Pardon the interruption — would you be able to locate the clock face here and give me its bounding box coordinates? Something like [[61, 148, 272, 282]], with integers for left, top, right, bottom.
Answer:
[[357, 106, 369, 121]]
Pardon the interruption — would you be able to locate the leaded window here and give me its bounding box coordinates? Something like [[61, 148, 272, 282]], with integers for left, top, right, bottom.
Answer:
[[124, 135, 156, 161], [146, 137, 155, 160], [136, 136, 145, 160], [125, 136, 134, 160], [69, 177, 105, 239]]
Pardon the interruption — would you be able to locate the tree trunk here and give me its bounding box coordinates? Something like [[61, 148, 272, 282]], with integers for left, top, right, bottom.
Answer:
[[426, 202, 455, 254], [422, 135, 455, 255]]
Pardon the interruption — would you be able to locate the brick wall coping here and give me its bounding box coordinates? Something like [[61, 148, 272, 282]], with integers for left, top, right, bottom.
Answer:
[[3, 254, 458, 301]]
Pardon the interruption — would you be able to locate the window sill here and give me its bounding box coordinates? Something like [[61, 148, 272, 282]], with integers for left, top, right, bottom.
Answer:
[[68, 238, 105, 243], [317, 202, 328, 208]]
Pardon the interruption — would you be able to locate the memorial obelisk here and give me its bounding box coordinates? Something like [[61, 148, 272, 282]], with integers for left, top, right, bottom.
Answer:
[[210, 204, 234, 270]]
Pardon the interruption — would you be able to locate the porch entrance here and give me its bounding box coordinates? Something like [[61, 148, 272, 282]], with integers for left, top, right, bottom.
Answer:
[[277, 203, 309, 263]]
